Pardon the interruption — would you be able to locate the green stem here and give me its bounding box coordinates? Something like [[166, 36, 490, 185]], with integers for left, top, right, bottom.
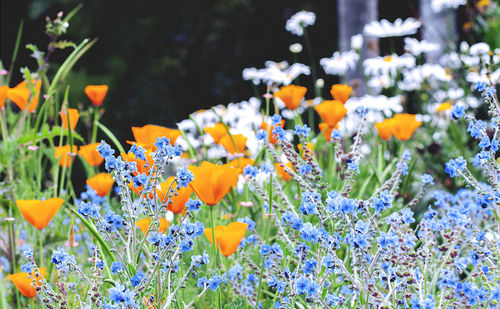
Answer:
[[5, 20, 24, 86], [91, 106, 99, 143], [39, 230, 43, 267], [254, 174, 273, 307], [209, 207, 221, 308]]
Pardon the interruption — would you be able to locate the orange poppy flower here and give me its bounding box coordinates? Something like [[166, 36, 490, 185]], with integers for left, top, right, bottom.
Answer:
[[0, 85, 8, 110], [131, 124, 182, 148], [330, 84, 352, 104], [86, 173, 114, 197], [274, 85, 307, 110], [275, 162, 294, 181], [8, 268, 46, 298], [84, 85, 109, 106], [261, 120, 285, 144], [228, 157, 254, 172], [204, 123, 228, 143], [390, 113, 422, 141], [156, 176, 192, 214], [374, 119, 393, 140], [204, 221, 248, 256], [79, 143, 104, 167], [188, 161, 240, 206], [16, 198, 64, 230], [7, 80, 41, 112], [54, 145, 77, 167], [136, 218, 170, 234], [318, 122, 340, 142], [314, 100, 347, 127], [121, 150, 154, 175], [219, 134, 247, 154], [297, 142, 314, 159], [59, 108, 79, 131]]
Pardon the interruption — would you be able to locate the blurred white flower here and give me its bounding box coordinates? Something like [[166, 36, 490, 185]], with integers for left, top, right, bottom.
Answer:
[[242, 61, 310, 86], [466, 68, 500, 85], [320, 50, 359, 75], [469, 42, 490, 56], [289, 43, 303, 54], [404, 38, 440, 56], [363, 18, 421, 38], [431, 0, 466, 13], [350, 34, 363, 50], [315, 78, 324, 88], [285, 11, 316, 36], [363, 54, 416, 77], [398, 64, 451, 91]]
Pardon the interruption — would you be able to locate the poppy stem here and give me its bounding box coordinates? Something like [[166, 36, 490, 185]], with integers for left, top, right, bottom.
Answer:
[[39, 230, 43, 267], [209, 206, 221, 308], [91, 106, 99, 144]]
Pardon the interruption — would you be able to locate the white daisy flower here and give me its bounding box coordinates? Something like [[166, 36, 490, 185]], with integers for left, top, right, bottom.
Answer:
[[351, 34, 363, 50], [363, 18, 421, 38], [363, 54, 416, 77], [242, 61, 310, 86], [431, 0, 466, 13], [469, 42, 490, 56], [320, 50, 359, 75], [285, 11, 316, 36], [404, 38, 440, 56]]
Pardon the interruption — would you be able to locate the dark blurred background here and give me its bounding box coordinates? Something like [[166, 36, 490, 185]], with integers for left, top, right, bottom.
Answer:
[[1, 0, 461, 141]]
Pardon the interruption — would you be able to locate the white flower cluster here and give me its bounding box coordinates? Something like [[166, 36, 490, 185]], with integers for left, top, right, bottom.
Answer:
[[285, 11, 316, 36], [242, 61, 310, 86], [431, 0, 466, 13], [320, 50, 359, 75], [363, 18, 421, 38]]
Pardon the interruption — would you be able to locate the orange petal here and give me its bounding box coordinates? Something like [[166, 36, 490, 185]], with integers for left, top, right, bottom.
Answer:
[[330, 84, 352, 104], [227, 157, 254, 172], [85, 85, 108, 106], [157, 177, 192, 214], [8, 268, 46, 297], [204, 123, 228, 143], [132, 124, 181, 149], [7, 80, 41, 112], [219, 134, 247, 154], [137, 218, 170, 234], [314, 100, 347, 127], [79, 143, 104, 167], [54, 145, 78, 167], [374, 119, 393, 140], [391, 113, 422, 141], [16, 198, 64, 230], [59, 108, 80, 131], [274, 85, 307, 110], [275, 162, 294, 181], [86, 173, 114, 197], [204, 222, 248, 257], [0, 85, 8, 110]]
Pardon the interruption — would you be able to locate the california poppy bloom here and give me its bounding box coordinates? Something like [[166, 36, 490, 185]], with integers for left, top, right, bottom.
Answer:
[[330, 84, 352, 104], [54, 145, 77, 167], [204, 222, 248, 256], [274, 85, 307, 110], [261, 119, 285, 144], [8, 268, 46, 297], [318, 122, 339, 141], [86, 173, 114, 197], [7, 80, 41, 112], [391, 113, 422, 141], [219, 134, 247, 154], [131, 124, 182, 148], [121, 149, 154, 175], [204, 123, 228, 143], [136, 218, 170, 234], [0, 85, 8, 110], [79, 143, 104, 167], [188, 161, 240, 206], [228, 157, 254, 172], [84, 85, 108, 106], [314, 100, 347, 127], [16, 198, 64, 230], [297, 142, 314, 159], [156, 176, 192, 214], [59, 108, 80, 131], [374, 119, 393, 140], [275, 162, 294, 181]]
